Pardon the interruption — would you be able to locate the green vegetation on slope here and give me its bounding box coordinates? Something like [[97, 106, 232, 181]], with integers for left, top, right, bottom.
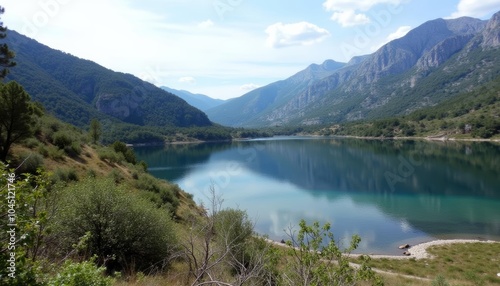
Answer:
[[6, 30, 212, 129], [322, 75, 500, 139]]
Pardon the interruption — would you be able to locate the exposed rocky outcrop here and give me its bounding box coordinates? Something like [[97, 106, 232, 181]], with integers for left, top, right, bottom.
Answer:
[[207, 12, 500, 127]]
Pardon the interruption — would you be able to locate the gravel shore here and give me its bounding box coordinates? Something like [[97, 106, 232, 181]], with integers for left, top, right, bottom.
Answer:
[[366, 239, 498, 260], [266, 238, 498, 260]]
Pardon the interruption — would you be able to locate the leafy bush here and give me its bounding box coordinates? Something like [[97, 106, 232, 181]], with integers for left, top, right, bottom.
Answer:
[[214, 209, 254, 274], [54, 178, 178, 272], [48, 259, 114, 286], [134, 174, 179, 210], [16, 152, 44, 174], [52, 168, 79, 183], [108, 168, 124, 183], [97, 147, 124, 163], [46, 145, 65, 161], [24, 137, 41, 149], [52, 131, 73, 149], [111, 141, 136, 164], [0, 165, 51, 286], [283, 220, 383, 285]]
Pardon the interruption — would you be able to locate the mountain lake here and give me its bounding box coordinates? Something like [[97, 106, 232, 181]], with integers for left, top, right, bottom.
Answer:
[[135, 137, 500, 255]]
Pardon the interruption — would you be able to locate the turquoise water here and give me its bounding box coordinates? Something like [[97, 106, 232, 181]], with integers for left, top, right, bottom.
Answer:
[[135, 137, 500, 255]]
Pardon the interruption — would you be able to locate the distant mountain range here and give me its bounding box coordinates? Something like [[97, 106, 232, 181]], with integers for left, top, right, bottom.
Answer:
[[207, 11, 500, 127], [4, 31, 212, 129], [160, 87, 225, 111], [4, 10, 500, 134]]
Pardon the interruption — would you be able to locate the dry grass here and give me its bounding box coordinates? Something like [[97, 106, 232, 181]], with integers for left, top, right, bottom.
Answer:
[[356, 242, 500, 286]]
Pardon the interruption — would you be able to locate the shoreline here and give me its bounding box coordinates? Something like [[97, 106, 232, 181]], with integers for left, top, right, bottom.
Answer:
[[348, 239, 499, 260], [326, 134, 500, 143], [266, 238, 499, 260], [128, 134, 500, 146]]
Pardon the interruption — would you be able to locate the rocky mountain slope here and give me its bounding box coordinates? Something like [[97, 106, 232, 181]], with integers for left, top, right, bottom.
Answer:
[[206, 59, 346, 126], [208, 12, 500, 127]]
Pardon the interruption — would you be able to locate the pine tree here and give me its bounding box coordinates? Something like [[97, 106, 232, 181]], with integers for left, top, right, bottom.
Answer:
[[89, 118, 102, 144], [0, 82, 39, 161]]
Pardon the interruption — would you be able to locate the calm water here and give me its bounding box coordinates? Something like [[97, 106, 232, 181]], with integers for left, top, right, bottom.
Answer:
[[135, 137, 500, 255]]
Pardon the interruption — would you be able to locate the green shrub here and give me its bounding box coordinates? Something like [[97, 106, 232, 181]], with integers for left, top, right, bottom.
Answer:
[[17, 152, 44, 174], [54, 178, 178, 272], [111, 141, 137, 164], [64, 142, 82, 157], [38, 145, 49, 157], [134, 174, 180, 209], [86, 169, 97, 178], [97, 147, 124, 164], [47, 145, 65, 161], [48, 259, 113, 286], [108, 168, 124, 183], [52, 168, 79, 184], [214, 208, 254, 274], [24, 137, 41, 149], [53, 131, 73, 149]]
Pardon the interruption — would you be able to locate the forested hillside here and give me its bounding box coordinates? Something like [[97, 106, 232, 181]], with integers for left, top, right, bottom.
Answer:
[[323, 75, 500, 139], [5, 30, 212, 129]]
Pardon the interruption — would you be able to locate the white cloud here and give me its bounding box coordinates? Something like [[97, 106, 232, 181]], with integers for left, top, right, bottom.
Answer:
[[265, 22, 330, 48], [323, 0, 403, 26], [386, 25, 411, 41], [450, 0, 500, 18], [240, 83, 260, 91], [370, 25, 412, 51], [198, 19, 214, 29], [331, 10, 371, 27], [179, 77, 196, 84]]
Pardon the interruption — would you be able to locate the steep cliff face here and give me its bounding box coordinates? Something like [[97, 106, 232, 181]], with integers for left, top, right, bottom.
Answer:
[[481, 11, 500, 48], [352, 17, 485, 85], [417, 34, 476, 71], [95, 92, 144, 120]]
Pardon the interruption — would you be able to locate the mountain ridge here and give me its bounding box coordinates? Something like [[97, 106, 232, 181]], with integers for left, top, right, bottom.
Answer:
[[206, 59, 346, 126], [160, 86, 225, 111], [207, 12, 500, 127], [5, 30, 212, 129]]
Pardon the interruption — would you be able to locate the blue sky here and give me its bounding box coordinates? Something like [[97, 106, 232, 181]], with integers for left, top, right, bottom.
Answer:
[[3, 0, 500, 99]]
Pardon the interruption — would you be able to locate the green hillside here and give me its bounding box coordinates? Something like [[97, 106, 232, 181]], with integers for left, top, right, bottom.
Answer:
[[5, 30, 211, 129], [323, 75, 500, 139]]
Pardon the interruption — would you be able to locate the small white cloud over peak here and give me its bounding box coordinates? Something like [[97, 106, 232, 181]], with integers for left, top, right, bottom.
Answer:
[[240, 83, 260, 91], [387, 25, 411, 41], [179, 76, 196, 84], [450, 0, 500, 18], [370, 25, 412, 51], [265, 22, 330, 48], [331, 10, 371, 27], [198, 19, 214, 29], [323, 0, 404, 26]]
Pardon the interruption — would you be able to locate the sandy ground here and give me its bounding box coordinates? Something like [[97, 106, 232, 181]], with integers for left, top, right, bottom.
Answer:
[[266, 238, 499, 260], [357, 239, 499, 260]]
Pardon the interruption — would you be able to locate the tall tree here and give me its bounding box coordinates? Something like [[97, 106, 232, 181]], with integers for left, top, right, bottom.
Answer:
[[0, 6, 16, 79], [0, 81, 40, 161], [89, 118, 102, 144]]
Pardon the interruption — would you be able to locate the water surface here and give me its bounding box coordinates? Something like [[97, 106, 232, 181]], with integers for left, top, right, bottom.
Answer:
[[135, 137, 500, 255]]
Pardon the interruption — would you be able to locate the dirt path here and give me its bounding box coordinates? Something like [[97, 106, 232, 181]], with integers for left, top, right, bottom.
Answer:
[[265, 238, 499, 282]]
